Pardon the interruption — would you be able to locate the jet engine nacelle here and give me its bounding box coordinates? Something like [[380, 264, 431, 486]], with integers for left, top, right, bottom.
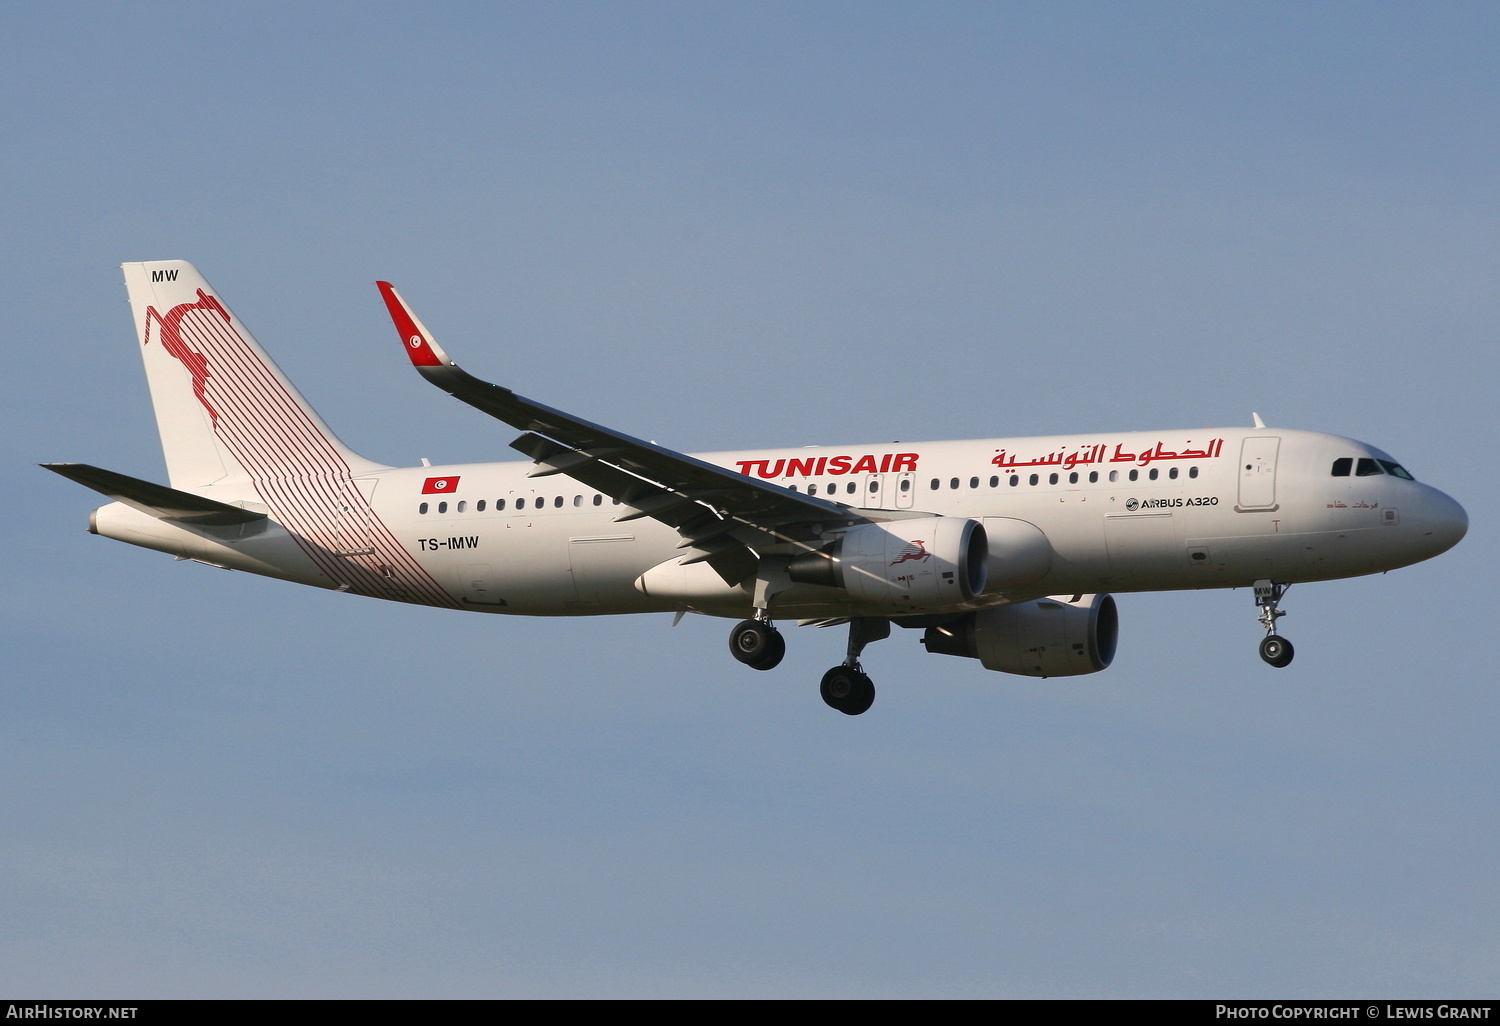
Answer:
[[789, 516, 988, 611], [980, 516, 1053, 593], [921, 593, 1118, 677]]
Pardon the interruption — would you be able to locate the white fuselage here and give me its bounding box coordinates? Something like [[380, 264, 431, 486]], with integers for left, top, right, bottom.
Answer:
[[89, 425, 1468, 621]]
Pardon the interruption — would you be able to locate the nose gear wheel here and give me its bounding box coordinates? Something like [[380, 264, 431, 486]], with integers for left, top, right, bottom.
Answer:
[[1259, 634, 1294, 668], [1253, 580, 1294, 668]]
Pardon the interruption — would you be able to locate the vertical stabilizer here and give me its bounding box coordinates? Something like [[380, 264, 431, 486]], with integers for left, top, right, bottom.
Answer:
[[122, 261, 385, 494]]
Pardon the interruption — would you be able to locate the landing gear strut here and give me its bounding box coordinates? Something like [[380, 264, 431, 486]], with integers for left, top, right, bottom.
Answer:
[[728, 613, 892, 714], [1253, 579, 1295, 668], [729, 615, 784, 671], [820, 618, 888, 715]]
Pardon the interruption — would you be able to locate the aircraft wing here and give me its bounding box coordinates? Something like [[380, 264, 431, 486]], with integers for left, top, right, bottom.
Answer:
[[377, 282, 865, 583]]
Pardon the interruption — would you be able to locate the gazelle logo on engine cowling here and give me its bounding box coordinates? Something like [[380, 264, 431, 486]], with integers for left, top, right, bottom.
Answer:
[[890, 540, 930, 566]]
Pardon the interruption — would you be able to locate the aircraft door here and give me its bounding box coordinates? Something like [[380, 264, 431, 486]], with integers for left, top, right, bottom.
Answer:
[[333, 477, 406, 596], [335, 478, 378, 557], [895, 472, 916, 509], [569, 534, 640, 606], [862, 474, 885, 509], [1237, 437, 1281, 511]]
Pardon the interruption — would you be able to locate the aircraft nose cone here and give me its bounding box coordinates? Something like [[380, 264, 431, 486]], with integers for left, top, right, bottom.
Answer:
[[1419, 486, 1467, 556]]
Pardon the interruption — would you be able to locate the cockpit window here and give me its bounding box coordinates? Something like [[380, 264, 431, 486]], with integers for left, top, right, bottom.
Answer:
[[1331, 457, 1352, 477], [1355, 458, 1384, 477], [1378, 460, 1415, 481]]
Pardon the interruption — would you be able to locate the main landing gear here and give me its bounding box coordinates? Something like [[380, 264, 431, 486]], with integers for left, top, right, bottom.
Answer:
[[726, 614, 890, 715], [728, 615, 785, 671], [820, 665, 874, 716], [1253, 579, 1295, 668], [819, 617, 889, 716]]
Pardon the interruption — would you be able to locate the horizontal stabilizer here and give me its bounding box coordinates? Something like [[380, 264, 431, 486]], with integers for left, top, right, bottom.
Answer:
[[41, 463, 268, 526]]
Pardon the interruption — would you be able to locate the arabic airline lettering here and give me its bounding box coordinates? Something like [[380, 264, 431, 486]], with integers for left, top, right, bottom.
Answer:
[[44, 261, 1469, 716]]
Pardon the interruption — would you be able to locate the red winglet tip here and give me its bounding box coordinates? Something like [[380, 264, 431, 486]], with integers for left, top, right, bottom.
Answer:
[[377, 281, 444, 367]]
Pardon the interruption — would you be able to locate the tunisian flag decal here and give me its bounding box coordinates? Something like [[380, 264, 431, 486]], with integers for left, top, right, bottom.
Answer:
[[422, 476, 461, 494]]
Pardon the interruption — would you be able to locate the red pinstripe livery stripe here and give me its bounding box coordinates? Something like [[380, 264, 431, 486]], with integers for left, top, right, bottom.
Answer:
[[146, 291, 461, 609]]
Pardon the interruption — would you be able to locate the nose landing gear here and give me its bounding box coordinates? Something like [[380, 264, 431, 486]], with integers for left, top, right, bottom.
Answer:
[[1253, 579, 1295, 668], [1259, 633, 1294, 667]]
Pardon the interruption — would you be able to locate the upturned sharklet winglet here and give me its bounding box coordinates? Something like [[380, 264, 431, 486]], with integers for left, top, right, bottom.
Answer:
[[377, 281, 454, 369], [373, 279, 868, 586], [373, 280, 857, 524], [41, 463, 268, 526]]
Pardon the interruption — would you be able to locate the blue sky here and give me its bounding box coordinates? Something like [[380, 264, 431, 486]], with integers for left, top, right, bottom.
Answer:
[[2, 2, 1496, 997]]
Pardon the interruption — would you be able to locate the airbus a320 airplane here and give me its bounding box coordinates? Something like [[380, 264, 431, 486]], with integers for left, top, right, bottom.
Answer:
[[46, 262, 1468, 715]]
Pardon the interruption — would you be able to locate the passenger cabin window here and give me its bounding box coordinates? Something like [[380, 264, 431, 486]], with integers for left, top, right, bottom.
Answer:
[[1331, 458, 1353, 477], [477, 500, 486, 512], [419, 502, 429, 515], [1028, 474, 1039, 486], [1356, 458, 1384, 477], [497, 499, 506, 510], [1189, 467, 1198, 479]]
